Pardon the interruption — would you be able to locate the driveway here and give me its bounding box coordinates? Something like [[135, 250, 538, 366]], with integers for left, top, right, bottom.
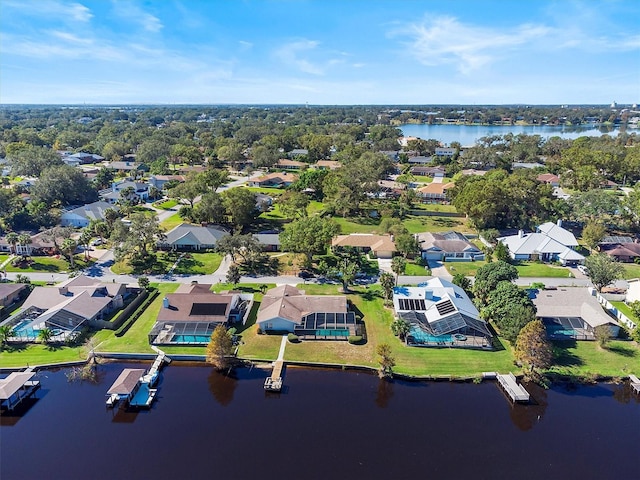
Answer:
[[427, 259, 453, 280]]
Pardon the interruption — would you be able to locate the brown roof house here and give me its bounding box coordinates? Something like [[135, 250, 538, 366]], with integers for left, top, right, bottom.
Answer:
[[148, 284, 253, 345], [331, 234, 396, 259], [5, 276, 129, 342], [0, 283, 29, 308], [416, 182, 455, 204], [275, 159, 306, 170], [248, 172, 299, 188], [256, 285, 357, 339]]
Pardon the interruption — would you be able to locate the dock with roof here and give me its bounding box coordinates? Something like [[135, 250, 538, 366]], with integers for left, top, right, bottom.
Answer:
[[0, 368, 40, 412]]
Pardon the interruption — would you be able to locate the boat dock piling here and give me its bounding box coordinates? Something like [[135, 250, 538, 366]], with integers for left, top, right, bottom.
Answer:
[[496, 373, 530, 403]]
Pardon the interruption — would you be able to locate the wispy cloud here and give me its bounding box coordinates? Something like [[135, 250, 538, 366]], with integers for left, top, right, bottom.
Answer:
[[394, 15, 550, 74], [274, 40, 325, 75], [3, 0, 93, 22], [111, 0, 163, 32]]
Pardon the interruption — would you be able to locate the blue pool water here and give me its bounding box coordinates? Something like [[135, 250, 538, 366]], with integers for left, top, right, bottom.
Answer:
[[170, 334, 211, 343], [409, 327, 452, 344], [546, 325, 576, 338]]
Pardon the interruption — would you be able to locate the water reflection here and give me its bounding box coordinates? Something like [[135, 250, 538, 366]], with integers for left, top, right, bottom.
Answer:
[[207, 369, 238, 406], [110, 407, 140, 424], [375, 379, 394, 408], [507, 382, 549, 431], [0, 397, 41, 426], [612, 381, 640, 405]]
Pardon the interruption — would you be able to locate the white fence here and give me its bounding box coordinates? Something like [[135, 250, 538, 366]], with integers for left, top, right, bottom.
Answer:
[[595, 290, 637, 330]]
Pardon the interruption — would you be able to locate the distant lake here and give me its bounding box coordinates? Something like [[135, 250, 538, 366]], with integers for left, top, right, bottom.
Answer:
[[1, 363, 639, 480], [400, 123, 625, 145]]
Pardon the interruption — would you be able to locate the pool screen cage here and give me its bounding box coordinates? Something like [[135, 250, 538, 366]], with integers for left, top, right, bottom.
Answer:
[[149, 321, 219, 343]]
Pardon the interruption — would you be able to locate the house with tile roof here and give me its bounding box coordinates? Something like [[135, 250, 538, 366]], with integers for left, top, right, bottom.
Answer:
[[256, 285, 357, 338], [331, 233, 396, 259], [416, 181, 455, 204], [248, 172, 299, 188]]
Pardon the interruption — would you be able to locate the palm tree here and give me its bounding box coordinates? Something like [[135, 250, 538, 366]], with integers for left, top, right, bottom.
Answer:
[[60, 238, 78, 269], [5, 232, 19, 255], [38, 328, 53, 344], [79, 229, 93, 261], [391, 318, 411, 342], [391, 256, 406, 286], [93, 220, 109, 243], [17, 233, 32, 259], [0, 325, 15, 347]]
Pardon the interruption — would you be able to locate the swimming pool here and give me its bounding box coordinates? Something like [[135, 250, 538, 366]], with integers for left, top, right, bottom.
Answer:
[[408, 326, 452, 344], [170, 334, 211, 343]]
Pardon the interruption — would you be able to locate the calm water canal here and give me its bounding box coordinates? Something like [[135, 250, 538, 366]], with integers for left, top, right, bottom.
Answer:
[[399, 123, 624, 145], [2, 362, 639, 480]]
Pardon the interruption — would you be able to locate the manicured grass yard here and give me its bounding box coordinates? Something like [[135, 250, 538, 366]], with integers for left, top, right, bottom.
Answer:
[[446, 260, 571, 278], [112, 252, 222, 275], [0, 254, 9, 264], [4, 255, 95, 273], [404, 262, 430, 276], [156, 199, 178, 210], [621, 263, 640, 280], [159, 212, 185, 230], [0, 344, 86, 368], [548, 340, 639, 378], [333, 214, 470, 235], [610, 301, 637, 323]]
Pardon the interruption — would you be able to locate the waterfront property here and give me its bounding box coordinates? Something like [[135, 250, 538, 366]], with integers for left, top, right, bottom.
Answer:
[[256, 285, 358, 339], [530, 287, 620, 340], [148, 284, 253, 345], [105, 368, 159, 408], [393, 278, 493, 348], [416, 230, 483, 262], [0, 369, 40, 411], [1, 275, 129, 342]]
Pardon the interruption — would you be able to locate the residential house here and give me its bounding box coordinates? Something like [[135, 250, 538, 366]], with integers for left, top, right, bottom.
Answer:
[[5, 275, 129, 341], [379, 151, 399, 162], [100, 180, 149, 204], [0, 283, 29, 308], [105, 161, 148, 173], [536, 221, 579, 249], [626, 278, 640, 303], [331, 233, 396, 259], [288, 149, 309, 158], [60, 202, 118, 228], [416, 182, 455, 204], [148, 284, 253, 344], [314, 160, 342, 170], [248, 172, 298, 188], [434, 147, 456, 157], [0, 231, 56, 256], [530, 287, 620, 340], [148, 175, 186, 190], [416, 231, 483, 262], [410, 166, 445, 177], [393, 278, 493, 348], [275, 159, 306, 170], [254, 233, 281, 252], [460, 168, 488, 176], [62, 152, 104, 165], [601, 243, 640, 263], [158, 223, 229, 251], [497, 227, 584, 266], [407, 156, 432, 164], [537, 173, 560, 187], [256, 285, 358, 339]]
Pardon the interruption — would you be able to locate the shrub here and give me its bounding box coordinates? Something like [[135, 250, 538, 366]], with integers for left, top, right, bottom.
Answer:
[[227, 327, 237, 336], [348, 335, 363, 344], [287, 333, 299, 343], [256, 325, 263, 335]]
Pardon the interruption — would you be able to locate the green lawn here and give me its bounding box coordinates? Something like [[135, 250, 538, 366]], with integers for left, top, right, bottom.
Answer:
[[156, 199, 178, 210], [159, 212, 185, 230], [621, 263, 640, 280], [333, 214, 469, 235], [4, 255, 95, 273], [93, 283, 180, 354], [245, 186, 286, 196], [548, 340, 639, 378], [446, 260, 571, 278], [0, 343, 86, 368], [610, 301, 637, 322], [404, 262, 430, 276], [111, 251, 222, 275], [0, 254, 9, 265]]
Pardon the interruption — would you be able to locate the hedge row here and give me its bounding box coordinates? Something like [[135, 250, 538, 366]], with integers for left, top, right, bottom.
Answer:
[[114, 288, 160, 337]]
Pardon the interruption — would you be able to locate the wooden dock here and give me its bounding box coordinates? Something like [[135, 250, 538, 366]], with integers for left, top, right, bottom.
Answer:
[[0, 369, 41, 412], [264, 360, 284, 392], [630, 374, 640, 395], [497, 373, 530, 403]]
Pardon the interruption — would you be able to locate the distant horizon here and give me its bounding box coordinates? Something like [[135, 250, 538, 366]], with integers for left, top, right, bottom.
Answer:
[[0, 103, 636, 108], [2, 0, 638, 105]]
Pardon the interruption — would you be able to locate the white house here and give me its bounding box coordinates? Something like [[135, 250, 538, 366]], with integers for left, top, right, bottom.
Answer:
[[60, 202, 118, 228], [626, 278, 640, 303], [416, 231, 483, 262]]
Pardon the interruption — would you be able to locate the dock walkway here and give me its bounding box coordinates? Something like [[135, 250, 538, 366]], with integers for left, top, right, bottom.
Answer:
[[497, 373, 530, 403], [264, 336, 287, 392], [630, 374, 640, 395]]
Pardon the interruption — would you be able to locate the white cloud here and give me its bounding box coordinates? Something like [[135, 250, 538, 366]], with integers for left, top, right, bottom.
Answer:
[[239, 40, 254, 50], [111, 0, 163, 32], [274, 40, 325, 75], [3, 0, 93, 22], [394, 15, 551, 74]]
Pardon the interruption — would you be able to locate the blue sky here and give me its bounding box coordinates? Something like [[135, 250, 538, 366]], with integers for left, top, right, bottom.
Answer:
[[1, 0, 639, 104]]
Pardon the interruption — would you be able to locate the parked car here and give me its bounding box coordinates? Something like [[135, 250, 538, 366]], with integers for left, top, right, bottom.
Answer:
[[298, 270, 315, 279], [90, 238, 104, 246], [577, 265, 588, 275]]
